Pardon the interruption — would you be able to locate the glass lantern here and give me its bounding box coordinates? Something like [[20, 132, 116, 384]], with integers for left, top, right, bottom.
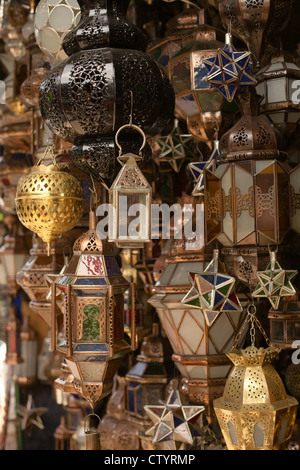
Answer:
[[108, 125, 152, 249], [256, 53, 300, 137]]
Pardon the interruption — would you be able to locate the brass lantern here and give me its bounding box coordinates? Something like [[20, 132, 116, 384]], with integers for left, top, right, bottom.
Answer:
[[15, 146, 84, 255], [52, 204, 136, 409], [108, 125, 152, 249], [256, 53, 300, 137], [214, 345, 298, 450]]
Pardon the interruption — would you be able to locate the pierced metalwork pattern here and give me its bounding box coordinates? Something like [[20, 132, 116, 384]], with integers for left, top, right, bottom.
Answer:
[[290, 186, 300, 217], [236, 187, 255, 218], [256, 186, 275, 218], [232, 122, 249, 147], [113, 49, 166, 135], [206, 189, 221, 221], [255, 123, 274, 148]]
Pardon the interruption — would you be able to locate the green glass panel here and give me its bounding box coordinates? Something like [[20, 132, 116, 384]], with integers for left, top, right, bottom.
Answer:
[[81, 304, 100, 342], [218, 284, 231, 296], [196, 90, 223, 112]]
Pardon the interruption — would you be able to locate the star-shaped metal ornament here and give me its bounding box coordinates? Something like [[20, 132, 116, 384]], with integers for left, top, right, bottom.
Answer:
[[252, 251, 298, 310], [157, 120, 196, 172], [16, 394, 48, 433], [181, 249, 242, 326], [202, 33, 257, 102], [144, 390, 204, 448], [188, 138, 219, 196]]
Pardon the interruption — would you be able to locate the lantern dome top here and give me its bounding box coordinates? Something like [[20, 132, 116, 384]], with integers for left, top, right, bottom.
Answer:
[[227, 346, 281, 367], [73, 210, 114, 255], [218, 89, 287, 162]]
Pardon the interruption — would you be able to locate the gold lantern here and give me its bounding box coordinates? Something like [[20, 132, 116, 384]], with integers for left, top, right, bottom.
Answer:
[[15, 145, 84, 255], [108, 124, 152, 249], [214, 307, 298, 450], [51, 201, 136, 409]]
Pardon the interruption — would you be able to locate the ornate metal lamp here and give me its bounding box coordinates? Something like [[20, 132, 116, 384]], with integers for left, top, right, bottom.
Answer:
[[256, 53, 300, 137], [51, 200, 136, 409], [268, 292, 300, 349], [214, 307, 298, 450], [125, 323, 172, 449]]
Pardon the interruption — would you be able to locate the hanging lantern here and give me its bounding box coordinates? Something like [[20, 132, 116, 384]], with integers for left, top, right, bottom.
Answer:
[[148, 232, 246, 419], [252, 249, 297, 310], [15, 314, 38, 387], [214, 345, 298, 449], [188, 136, 219, 197], [204, 90, 290, 248], [286, 363, 300, 401], [15, 145, 84, 255], [203, 32, 256, 103], [20, 67, 50, 108], [144, 390, 205, 450], [289, 164, 300, 237], [51, 202, 136, 409], [108, 124, 152, 249], [38, 0, 174, 182], [100, 376, 140, 451], [54, 416, 74, 451], [0, 221, 30, 296], [219, 0, 294, 63], [5, 304, 23, 366], [34, 0, 81, 63], [256, 53, 300, 137], [156, 119, 197, 173], [125, 323, 172, 448], [268, 292, 300, 349], [214, 305, 298, 450]]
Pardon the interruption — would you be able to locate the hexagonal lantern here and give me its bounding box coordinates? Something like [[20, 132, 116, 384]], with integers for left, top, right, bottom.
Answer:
[[214, 346, 298, 450], [148, 236, 246, 420], [268, 292, 300, 350], [51, 207, 135, 409]]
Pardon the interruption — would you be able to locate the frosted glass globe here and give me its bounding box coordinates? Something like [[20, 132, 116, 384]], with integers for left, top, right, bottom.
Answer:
[[34, 0, 81, 63]]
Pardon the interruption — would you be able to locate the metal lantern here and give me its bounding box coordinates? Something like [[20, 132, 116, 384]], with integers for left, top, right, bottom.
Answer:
[[148, 235, 246, 419], [15, 147, 84, 255], [34, 0, 81, 63], [214, 345, 298, 450], [0, 223, 30, 296], [289, 164, 300, 237], [15, 313, 38, 386], [204, 90, 290, 248], [38, 0, 174, 181], [20, 67, 50, 108], [108, 125, 152, 249], [256, 53, 300, 137], [100, 376, 140, 451], [125, 323, 172, 447], [268, 292, 300, 349], [54, 416, 74, 451], [5, 305, 23, 366], [52, 205, 136, 409], [219, 0, 294, 63]]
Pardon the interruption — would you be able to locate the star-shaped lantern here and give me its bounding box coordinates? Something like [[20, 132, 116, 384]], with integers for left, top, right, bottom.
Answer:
[[181, 249, 242, 326], [203, 33, 256, 102], [157, 120, 196, 172], [16, 395, 48, 432], [144, 390, 204, 449], [252, 250, 298, 310], [188, 138, 219, 196]]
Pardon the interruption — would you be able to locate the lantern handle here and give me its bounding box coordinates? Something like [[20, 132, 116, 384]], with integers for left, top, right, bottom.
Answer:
[[36, 143, 57, 167], [84, 413, 101, 433], [115, 124, 147, 161]]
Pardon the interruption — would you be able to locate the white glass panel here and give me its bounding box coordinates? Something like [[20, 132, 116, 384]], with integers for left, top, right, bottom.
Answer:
[[267, 78, 287, 103], [79, 363, 105, 382], [39, 27, 61, 53], [178, 313, 203, 354], [186, 365, 207, 379], [228, 421, 238, 446], [209, 313, 234, 353], [66, 359, 81, 381], [254, 422, 265, 448], [157, 263, 176, 286], [49, 5, 74, 31], [209, 365, 232, 379]]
